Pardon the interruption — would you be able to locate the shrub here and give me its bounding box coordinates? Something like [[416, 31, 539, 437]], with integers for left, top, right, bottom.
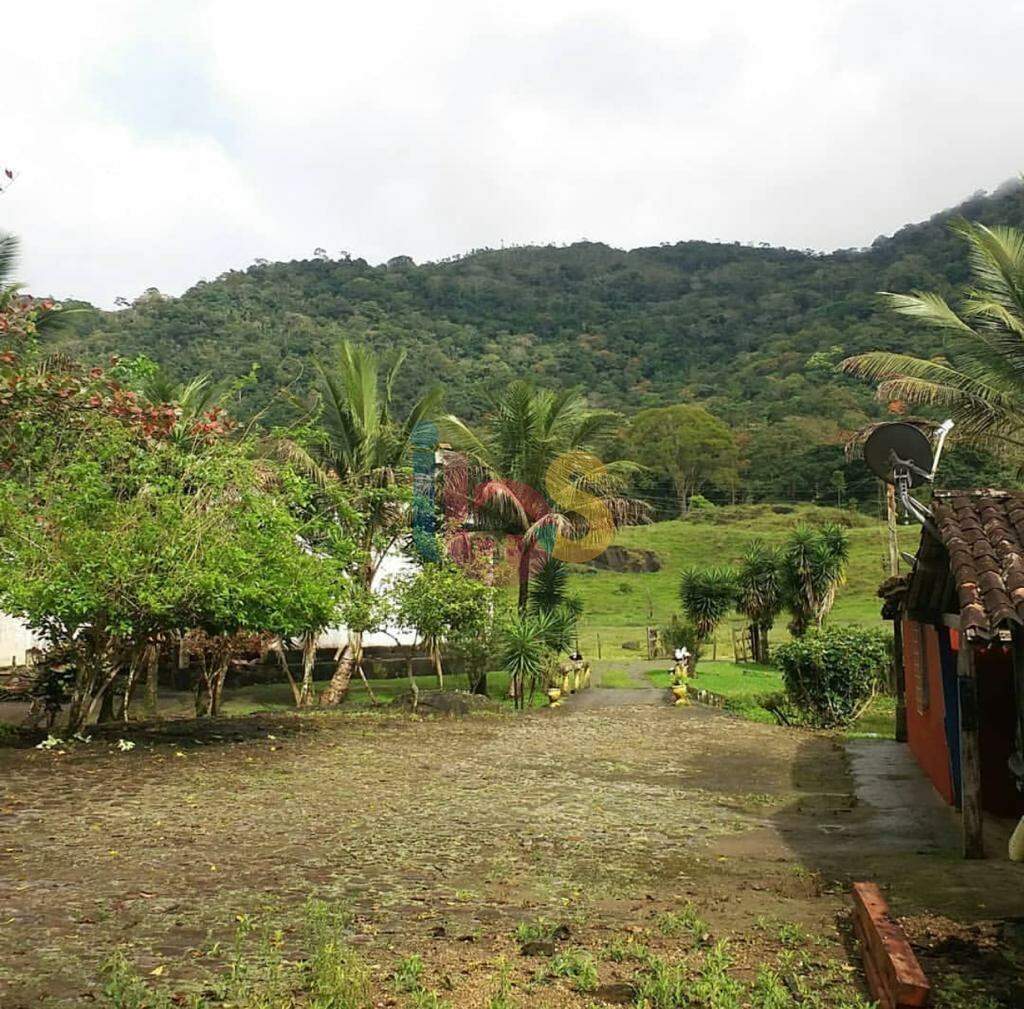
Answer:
[[657, 615, 703, 661], [688, 494, 716, 511], [774, 626, 890, 728]]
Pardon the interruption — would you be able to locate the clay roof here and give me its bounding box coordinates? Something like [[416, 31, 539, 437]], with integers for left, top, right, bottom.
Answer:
[[927, 490, 1024, 637]]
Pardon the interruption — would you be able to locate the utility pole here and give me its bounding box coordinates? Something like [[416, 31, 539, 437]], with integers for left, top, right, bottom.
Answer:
[[886, 483, 899, 577]]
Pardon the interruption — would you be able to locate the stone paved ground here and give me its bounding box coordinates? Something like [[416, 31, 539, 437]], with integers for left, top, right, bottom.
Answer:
[[1, 671, 1022, 1007]]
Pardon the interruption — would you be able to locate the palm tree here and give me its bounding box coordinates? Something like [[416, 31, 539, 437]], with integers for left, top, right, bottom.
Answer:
[[0, 232, 74, 339], [781, 523, 849, 637], [442, 381, 646, 610], [842, 219, 1024, 454], [679, 566, 737, 660], [735, 540, 784, 663], [284, 342, 443, 705]]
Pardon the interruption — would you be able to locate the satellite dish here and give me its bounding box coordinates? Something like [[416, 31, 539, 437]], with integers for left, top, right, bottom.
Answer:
[[863, 423, 934, 488]]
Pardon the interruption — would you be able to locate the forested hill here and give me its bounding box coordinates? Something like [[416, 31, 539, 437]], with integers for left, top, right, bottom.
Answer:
[[55, 179, 1024, 500]]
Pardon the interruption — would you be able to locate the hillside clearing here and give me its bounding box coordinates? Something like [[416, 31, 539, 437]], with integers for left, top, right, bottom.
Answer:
[[570, 504, 919, 658]]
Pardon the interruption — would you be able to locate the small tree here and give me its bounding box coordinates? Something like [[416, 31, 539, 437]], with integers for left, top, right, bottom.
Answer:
[[498, 608, 574, 709], [735, 541, 785, 663], [393, 561, 494, 688], [679, 566, 737, 660], [781, 523, 849, 637], [775, 626, 890, 728]]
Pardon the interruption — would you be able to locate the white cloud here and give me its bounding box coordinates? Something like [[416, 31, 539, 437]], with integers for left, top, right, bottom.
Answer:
[[4, 0, 1024, 306]]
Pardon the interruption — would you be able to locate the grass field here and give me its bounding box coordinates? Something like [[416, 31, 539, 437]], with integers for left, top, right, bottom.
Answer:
[[122, 669, 548, 721], [570, 503, 919, 659], [645, 659, 896, 738]]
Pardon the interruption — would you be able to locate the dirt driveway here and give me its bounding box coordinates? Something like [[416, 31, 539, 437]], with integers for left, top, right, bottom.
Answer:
[[1, 672, 1022, 1007]]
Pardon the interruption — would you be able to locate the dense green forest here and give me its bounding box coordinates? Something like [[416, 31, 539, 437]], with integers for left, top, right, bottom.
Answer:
[[52, 179, 1024, 511]]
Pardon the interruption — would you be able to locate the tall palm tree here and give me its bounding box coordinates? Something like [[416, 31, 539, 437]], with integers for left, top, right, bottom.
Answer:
[[285, 342, 443, 704], [843, 219, 1024, 454], [442, 381, 646, 610], [735, 540, 784, 663]]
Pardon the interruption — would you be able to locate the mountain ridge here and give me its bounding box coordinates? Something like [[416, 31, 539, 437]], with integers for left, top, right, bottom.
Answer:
[[50, 179, 1024, 503]]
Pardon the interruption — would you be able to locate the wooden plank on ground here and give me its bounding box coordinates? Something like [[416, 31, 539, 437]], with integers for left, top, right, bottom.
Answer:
[[851, 882, 930, 1009]]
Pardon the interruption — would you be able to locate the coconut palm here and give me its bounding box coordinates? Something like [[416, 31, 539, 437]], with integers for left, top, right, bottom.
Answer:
[[442, 381, 646, 610], [679, 566, 737, 660], [284, 341, 443, 704], [842, 219, 1024, 454], [781, 523, 849, 637], [735, 540, 785, 663]]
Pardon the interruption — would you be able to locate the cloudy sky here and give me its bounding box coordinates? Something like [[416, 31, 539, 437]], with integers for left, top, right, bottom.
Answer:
[[5, 0, 1024, 307]]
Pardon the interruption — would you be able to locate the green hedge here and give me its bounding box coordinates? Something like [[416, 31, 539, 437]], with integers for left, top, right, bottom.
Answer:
[[774, 626, 890, 728]]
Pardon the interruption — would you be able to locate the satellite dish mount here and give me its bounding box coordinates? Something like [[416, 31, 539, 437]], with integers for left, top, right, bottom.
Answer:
[[862, 420, 953, 535]]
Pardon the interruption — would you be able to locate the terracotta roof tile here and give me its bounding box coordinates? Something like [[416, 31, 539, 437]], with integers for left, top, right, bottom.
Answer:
[[930, 490, 1024, 636]]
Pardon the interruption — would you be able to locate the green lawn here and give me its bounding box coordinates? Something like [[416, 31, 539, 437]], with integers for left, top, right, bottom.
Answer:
[[135, 669, 546, 721], [646, 659, 896, 738], [570, 503, 918, 659]]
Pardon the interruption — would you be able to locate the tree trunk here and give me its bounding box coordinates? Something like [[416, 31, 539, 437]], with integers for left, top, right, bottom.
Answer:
[[145, 643, 159, 717], [274, 640, 302, 706], [209, 653, 230, 717], [471, 669, 488, 696], [96, 684, 117, 724], [298, 634, 318, 707], [320, 633, 359, 706], [432, 644, 444, 689], [517, 544, 531, 612]]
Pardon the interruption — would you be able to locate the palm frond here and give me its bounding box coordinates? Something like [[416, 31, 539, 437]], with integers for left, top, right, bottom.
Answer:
[[880, 291, 975, 333], [0, 233, 18, 287]]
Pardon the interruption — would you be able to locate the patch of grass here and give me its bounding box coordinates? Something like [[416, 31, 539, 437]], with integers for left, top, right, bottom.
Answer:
[[656, 903, 708, 943], [646, 660, 896, 738], [547, 949, 599, 993], [631, 954, 690, 1009], [486, 959, 516, 1009], [603, 937, 650, 963], [513, 917, 563, 944], [408, 991, 452, 1009], [596, 665, 642, 688], [100, 900, 371, 1009], [776, 922, 812, 949], [393, 954, 425, 993]]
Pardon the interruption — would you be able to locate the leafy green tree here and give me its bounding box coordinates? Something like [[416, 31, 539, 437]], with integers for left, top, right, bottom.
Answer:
[[678, 566, 737, 660], [0, 419, 347, 729], [843, 219, 1024, 456], [735, 541, 785, 663], [284, 341, 443, 705], [392, 560, 495, 688], [780, 523, 849, 637], [628, 405, 738, 515], [442, 381, 644, 610]]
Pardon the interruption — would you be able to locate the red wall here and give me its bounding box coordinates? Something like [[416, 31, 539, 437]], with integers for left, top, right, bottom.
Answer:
[[902, 619, 1024, 818], [974, 645, 1024, 818], [902, 619, 954, 804]]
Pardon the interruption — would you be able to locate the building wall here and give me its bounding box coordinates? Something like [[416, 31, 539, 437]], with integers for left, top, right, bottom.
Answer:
[[902, 618, 955, 805], [903, 620, 1024, 818], [0, 613, 44, 669], [974, 644, 1024, 818]]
